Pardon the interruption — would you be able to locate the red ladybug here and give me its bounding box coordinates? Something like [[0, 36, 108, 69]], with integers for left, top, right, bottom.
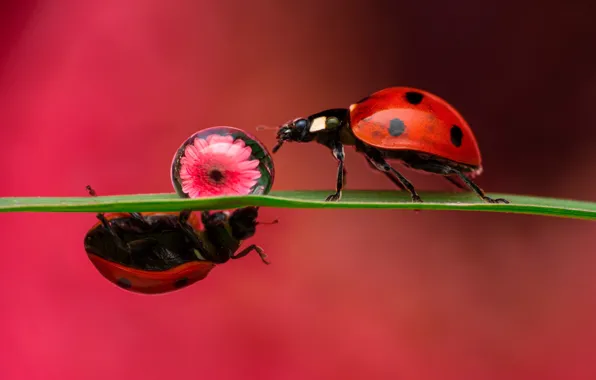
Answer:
[[272, 87, 508, 204], [83, 186, 272, 294]]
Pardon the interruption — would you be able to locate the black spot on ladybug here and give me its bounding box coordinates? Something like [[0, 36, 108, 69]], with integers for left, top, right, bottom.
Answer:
[[116, 278, 132, 289], [174, 277, 189, 288], [388, 118, 406, 137], [405, 91, 424, 105], [450, 125, 463, 147]]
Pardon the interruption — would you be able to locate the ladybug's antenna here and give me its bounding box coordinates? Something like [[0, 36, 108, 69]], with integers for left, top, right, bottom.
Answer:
[[257, 219, 279, 225], [255, 125, 279, 131]]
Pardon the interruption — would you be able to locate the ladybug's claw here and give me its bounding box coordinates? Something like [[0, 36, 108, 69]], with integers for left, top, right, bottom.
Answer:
[[453, 171, 510, 205], [412, 195, 423, 203], [232, 244, 271, 265], [484, 197, 510, 204], [325, 193, 342, 202]]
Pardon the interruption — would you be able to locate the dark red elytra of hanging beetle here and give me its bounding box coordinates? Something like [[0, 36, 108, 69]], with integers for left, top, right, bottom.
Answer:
[[272, 87, 508, 204], [83, 186, 273, 294]]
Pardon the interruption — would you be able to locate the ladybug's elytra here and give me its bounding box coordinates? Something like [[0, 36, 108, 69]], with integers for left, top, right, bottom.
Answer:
[[83, 186, 272, 294], [272, 86, 508, 204]]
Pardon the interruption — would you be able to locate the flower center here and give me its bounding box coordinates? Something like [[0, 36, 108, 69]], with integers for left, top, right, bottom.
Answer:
[[208, 169, 224, 183]]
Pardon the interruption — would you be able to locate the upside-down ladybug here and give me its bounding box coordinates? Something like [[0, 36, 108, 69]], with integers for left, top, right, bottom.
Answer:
[[272, 87, 508, 204], [83, 186, 273, 294]]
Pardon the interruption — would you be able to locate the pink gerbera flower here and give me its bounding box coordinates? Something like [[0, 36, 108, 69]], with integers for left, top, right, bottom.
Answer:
[[178, 134, 262, 198]]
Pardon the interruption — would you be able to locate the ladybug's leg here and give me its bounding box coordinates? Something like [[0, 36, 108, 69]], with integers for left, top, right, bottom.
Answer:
[[128, 213, 146, 223], [179, 209, 192, 224], [92, 212, 154, 266], [365, 158, 407, 191], [96, 213, 113, 230], [200, 211, 236, 263], [451, 170, 510, 204], [363, 148, 422, 202], [86, 186, 108, 222], [86, 185, 145, 222], [95, 214, 150, 251], [444, 175, 467, 190], [325, 141, 346, 202], [94, 214, 136, 263], [178, 209, 212, 255], [127, 239, 159, 251], [103, 238, 159, 268], [231, 244, 270, 265]]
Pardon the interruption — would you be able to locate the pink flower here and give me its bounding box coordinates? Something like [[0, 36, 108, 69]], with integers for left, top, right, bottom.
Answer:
[[178, 134, 262, 198]]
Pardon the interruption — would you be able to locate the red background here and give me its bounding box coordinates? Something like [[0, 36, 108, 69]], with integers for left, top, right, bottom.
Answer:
[[1, 1, 595, 379]]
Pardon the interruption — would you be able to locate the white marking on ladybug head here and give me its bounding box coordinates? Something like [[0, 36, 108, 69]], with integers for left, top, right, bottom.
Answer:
[[349, 103, 357, 112], [309, 116, 327, 132]]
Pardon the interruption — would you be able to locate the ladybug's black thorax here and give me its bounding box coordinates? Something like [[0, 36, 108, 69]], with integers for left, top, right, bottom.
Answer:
[[202, 225, 239, 264], [314, 123, 358, 149], [193, 207, 260, 264], [305, 108, 355, 148], [308, 108, 349, 124]]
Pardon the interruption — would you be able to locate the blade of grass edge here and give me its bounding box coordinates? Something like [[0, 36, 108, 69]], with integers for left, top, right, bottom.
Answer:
[[0, 191, 594, 220]]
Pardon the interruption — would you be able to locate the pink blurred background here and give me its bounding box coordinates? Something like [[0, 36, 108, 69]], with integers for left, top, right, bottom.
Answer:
[[1, 1, 595, 379]]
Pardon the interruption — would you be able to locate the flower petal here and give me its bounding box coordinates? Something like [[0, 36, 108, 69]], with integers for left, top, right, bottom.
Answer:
[[207, 142, 234, 156], [184, 145, 200, 160], [242, 181, 258, 190], [233, 146, 252, 162], [232, 183, 253, 194], [193, 138, 209, 151], [233, 139, 246, 148], [207, 134, 234, 145], [182, 181, 195, 193], [237, 159, 260, 170], [237, 169, 262, 180], [226, 142, 244, 158]]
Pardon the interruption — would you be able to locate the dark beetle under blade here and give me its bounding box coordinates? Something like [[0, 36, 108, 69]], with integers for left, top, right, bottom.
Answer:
[[83, 186, 271, 294]]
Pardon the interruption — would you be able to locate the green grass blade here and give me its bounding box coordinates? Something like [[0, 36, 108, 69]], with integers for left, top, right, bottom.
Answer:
[[0, 191, 594, 220]]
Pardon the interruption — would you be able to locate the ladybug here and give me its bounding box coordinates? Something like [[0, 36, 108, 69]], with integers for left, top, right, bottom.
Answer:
[[272, 87, 508, 204], [83, 186, 272, 294]]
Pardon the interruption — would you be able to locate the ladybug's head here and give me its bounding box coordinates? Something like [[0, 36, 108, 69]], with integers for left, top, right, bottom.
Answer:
[[272, 118, 311, 153]]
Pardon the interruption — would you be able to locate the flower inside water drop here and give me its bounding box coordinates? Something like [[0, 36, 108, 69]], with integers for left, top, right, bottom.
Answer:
[[178, 135, 262, 198]]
